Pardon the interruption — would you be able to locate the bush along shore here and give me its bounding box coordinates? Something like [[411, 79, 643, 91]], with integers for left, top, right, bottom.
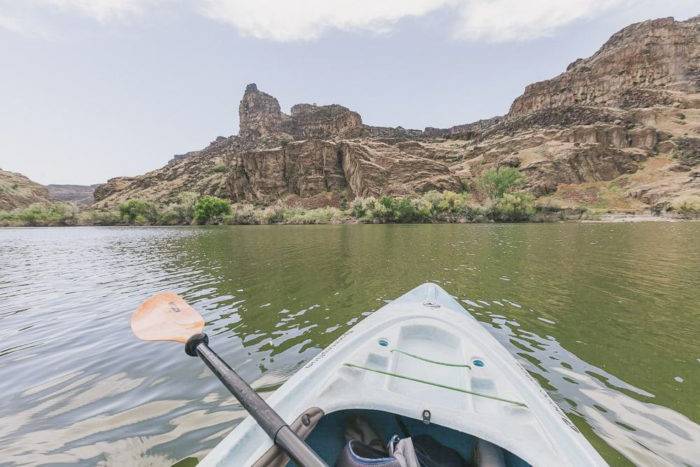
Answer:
[[1, 168, 696, 227]]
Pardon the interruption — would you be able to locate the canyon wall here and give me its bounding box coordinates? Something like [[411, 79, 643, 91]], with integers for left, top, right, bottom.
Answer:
[[93, 16, 700, 214]]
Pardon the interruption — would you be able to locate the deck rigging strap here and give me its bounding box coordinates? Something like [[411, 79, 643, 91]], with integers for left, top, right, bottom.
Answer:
[[343, 363, 527, 408], [391, 349, 472, 369]]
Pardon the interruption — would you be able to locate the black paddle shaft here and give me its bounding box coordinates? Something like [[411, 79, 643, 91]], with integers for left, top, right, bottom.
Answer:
[[185, 334, 327, 467]]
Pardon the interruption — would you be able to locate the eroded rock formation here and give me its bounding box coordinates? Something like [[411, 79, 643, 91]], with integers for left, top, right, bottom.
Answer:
[[94, 15, 700, 214], [0, 169, 51, 210], [509, 16, 700, 116]]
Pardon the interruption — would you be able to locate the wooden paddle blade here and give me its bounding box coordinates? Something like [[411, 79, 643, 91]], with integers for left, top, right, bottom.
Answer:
[[131, 292, 205, 343]]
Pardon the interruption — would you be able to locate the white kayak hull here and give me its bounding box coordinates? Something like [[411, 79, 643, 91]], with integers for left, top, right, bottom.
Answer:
[[201, 283, 606, 466]]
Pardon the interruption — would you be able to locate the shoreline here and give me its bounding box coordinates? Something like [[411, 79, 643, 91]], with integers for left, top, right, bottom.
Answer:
[[0, 212, 695, 228], [2, 190, 697, 227], [581, 213, 691, 223]]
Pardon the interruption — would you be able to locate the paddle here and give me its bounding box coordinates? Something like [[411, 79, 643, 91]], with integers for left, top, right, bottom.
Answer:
[[131, 292, 327, 467]]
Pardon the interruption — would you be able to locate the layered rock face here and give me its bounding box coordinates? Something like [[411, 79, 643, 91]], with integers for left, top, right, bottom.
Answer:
[[509, 16, 699, 116], [228, 140, 346, 203], [0, 169, 50, 210], [226, 139, 459, 204], [94, 15, 700, 213], [285, 104, 363, 139], [238, 84, 365, 143]]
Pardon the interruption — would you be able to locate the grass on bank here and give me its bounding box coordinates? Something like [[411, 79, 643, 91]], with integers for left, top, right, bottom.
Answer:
[[14, 167, 692, 226], [0, 168, 537, 226]]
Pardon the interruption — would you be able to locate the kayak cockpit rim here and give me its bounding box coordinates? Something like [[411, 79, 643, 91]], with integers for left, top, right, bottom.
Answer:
[[251, 407, 532, 467]]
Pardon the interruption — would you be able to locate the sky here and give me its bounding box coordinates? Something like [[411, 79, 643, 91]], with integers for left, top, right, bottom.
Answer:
[[0, 1, 697, 185]]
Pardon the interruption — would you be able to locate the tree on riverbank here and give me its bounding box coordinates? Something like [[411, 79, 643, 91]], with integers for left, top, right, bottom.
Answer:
[[479, 167, 523, 200], [194, 196, 231, 224]]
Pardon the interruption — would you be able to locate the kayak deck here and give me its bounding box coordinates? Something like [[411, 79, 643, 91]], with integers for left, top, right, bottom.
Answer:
[[202, 283, 606, 466]]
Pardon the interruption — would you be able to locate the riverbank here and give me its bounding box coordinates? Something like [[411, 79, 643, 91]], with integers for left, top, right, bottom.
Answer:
[[4, 166, 697, 227], [0, 196, 695, 227]]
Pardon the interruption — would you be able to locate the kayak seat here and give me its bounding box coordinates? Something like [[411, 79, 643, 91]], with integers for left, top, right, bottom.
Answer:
[[252, 407, 324, 467], [299, 409, 531, 467]]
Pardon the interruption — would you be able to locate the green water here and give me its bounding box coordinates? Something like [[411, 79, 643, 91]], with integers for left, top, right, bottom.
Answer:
[[0, 223, 698, 465]]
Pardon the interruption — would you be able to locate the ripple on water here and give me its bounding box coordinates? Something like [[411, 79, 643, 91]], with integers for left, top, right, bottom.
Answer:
[[479, 303, 699, 465], [0, 224, 698, 466]]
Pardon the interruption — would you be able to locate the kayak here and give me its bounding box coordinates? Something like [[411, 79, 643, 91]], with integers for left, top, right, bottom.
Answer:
[[200, 283, 607, 466]]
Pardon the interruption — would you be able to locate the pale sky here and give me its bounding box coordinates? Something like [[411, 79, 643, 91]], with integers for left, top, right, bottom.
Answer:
[[0, 1, 697, 185]]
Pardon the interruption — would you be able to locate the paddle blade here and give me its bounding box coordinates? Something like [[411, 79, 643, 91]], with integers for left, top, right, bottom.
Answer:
[[131, 292, 204, 344]]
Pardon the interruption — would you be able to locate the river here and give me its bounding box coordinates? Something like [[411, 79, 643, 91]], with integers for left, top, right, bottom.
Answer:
[[0, 223, 698, 466]]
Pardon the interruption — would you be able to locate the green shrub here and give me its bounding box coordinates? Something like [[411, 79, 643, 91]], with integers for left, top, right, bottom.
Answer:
[[158, 209, 183, 225], [13, 203, 79, 226], [352, 192, 475, 223], [350, 196, 378, 220], [0, 210, 20, 226], [160, 192, 199, 224], [79, 209, 122, 225], [18, 205, 48, 226], [119, 199, 159, 224], [420, 191, 443, 213], [370, 196, 421, 223], [283, 207, 344, 224], [424, 191, 477, 221], [393, 197, 420, 222], [210, 164, 228, 174], [223, 204, 258, 225], [439, 191, 468, 213], [478, 167, 523, 200], [193, 195, 231, 224], [672, 198, 699, 219], [488, 192, 535, 221], [351, 196, 392, 222], [412, 197, 433, 220], [256, 205, 286, 224]]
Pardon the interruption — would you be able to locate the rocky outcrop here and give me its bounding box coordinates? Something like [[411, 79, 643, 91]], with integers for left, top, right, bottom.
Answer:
[[339, 141, 461, 197], [238, 84, 364, 144], [92, 153, 231, 208], [47, 184, 99, 205], [238, 84, 286, 142], [285, 104, 363, 139], [93, 16, 700, 214], [0, 169, 50, 210], [509, 16, 699, 116], [226, 139, 459, 203], [520, 145, 647, 196], [228, 141, 346, 203], [93, 177, 138, 202]]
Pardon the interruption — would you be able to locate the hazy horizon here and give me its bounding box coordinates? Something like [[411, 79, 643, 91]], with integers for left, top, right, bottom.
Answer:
[[0, 1, 697, 185]]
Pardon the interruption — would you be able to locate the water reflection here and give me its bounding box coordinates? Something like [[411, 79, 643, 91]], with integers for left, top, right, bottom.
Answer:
[[479, 304, 700, 466], [0, 224, 698, 466]]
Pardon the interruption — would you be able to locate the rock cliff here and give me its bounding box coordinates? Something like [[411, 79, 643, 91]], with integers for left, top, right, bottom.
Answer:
[[47, 184, 99, 205], [94, 15, 700, 214], [0, 169, 50, 210], [509, 16, 699, 116]]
